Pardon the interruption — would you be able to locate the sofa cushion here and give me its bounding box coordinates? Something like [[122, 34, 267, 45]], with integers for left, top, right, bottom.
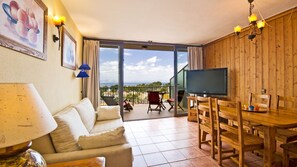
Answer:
[[90, 119, 123, 134], [50, 107, 89, 153], [78, 127, 127, 149], [97, 106, 121, 121], [73, 98, 96, 132]]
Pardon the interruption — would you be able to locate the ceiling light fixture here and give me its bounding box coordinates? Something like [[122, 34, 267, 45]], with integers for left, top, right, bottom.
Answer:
[[234, 0, 265, 41]]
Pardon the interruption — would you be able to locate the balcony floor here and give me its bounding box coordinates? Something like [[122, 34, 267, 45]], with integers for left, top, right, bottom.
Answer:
[[123, 102, 188, 121]]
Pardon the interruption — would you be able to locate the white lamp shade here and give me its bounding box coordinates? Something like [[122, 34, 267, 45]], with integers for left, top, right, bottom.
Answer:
[[0, 83, 57, 148]]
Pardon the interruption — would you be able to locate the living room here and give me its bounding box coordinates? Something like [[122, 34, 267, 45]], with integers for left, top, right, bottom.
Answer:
[[1, 0, 297, 167]]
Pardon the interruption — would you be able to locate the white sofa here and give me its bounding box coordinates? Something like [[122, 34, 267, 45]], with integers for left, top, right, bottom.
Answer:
[[32, 98, 133, 167]]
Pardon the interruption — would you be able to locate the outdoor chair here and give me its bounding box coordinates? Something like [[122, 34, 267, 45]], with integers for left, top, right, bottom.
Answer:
[[167, 90, 185, 111], [101, 95, 133, 112], [147, 91, 162, 114]]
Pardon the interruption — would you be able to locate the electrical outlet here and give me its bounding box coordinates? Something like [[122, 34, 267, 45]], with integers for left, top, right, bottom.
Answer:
[[261, 88, 266, 94]]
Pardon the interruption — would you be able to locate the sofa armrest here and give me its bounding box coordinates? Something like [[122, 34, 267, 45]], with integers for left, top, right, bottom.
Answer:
[[44, 144, 133, 167]]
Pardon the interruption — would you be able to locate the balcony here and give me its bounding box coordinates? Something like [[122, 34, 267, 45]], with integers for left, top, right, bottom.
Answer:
[[100, 85, 188, 121]]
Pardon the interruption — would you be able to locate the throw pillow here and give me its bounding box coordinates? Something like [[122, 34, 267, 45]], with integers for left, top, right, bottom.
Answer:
[[50, 107, 89, 153], [73, 98, 96, 132], [78, 126, 127, 149], [97, 106, 121, 121]]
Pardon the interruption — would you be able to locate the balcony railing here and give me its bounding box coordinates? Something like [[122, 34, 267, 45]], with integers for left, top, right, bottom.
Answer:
[[100, 86, 172, 106]]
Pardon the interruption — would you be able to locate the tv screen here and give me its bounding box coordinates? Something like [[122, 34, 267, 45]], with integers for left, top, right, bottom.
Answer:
[[186, 68, 228, 96]]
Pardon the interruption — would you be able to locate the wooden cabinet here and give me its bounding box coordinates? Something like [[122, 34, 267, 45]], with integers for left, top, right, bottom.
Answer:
[[187, 96, 197, 122]]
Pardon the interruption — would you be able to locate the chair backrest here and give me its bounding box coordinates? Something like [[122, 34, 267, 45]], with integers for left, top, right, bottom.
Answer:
[[148, 91, 161, 104], [248, 93, 271, 109], [178, 90, 185, 102], [277, 95, 297, 110], [215, 99, 244, 147], [196, 96, 214, 130], [101, 96, 118, 106]]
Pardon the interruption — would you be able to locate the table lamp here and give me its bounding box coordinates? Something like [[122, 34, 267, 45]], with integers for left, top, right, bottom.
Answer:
[[0, 83, 57, 166]]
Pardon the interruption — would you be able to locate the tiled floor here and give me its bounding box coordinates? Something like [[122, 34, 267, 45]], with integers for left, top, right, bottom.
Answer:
[[124, 117, 264, 167]]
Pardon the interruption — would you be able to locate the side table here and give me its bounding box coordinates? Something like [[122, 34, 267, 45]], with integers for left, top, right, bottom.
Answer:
[[47, 157, 105, 167]]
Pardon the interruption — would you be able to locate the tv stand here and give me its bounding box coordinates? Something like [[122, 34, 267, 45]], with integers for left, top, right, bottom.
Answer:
[[187, 96, 197, 122]]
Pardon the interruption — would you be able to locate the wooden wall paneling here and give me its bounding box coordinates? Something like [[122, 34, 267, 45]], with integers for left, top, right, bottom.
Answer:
[[216, 43, 221, 67], [250, 37, 256, 95], [292, 11, 297, 97], [204, 45, 210, 68], [203, 8, 297, 106], [284, 14, 293, 101], [239, 32, 246, 103], [244, 32, 251, 103], [255, 34, 263, 95], [268, 20, 277, 108], [276, 17, 285, 106], [228, 37, 235, 100], [234, 36, 240, 100], [222, 38, 227, 67], [262, 23, 269, 103]]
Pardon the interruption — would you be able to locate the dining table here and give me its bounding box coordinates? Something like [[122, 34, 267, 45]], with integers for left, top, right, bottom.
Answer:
[[219, 107, 297, 167]]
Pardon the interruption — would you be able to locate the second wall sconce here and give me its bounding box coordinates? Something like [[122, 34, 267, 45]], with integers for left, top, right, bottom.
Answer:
[[52, 16, 66, 50], [76, 63, 91, 78]]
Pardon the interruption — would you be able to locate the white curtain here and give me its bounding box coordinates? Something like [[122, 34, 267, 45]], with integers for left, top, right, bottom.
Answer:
[[188, 47, 203, 70], [83, 40, 100, 109]]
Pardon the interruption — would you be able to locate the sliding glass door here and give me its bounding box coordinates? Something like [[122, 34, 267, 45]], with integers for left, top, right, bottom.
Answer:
[[173, 47, 188, 116]]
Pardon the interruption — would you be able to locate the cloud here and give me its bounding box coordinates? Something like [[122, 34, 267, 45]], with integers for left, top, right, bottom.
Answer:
[[100, 61, 118, 83], [146, 56, 157, 63]]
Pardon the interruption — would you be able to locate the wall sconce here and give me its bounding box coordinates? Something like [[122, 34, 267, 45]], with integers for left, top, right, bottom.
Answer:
[[52, 16, 66, 50], [76, 63, 91, 78], [233, 0, 265, 41]]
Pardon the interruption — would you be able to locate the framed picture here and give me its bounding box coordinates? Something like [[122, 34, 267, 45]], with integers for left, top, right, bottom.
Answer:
[[0, 0, 47, 60], [61, 27, 76, 70]]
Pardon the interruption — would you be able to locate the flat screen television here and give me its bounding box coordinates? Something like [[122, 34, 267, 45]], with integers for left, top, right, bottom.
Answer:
[[186, 68, 228, 96]]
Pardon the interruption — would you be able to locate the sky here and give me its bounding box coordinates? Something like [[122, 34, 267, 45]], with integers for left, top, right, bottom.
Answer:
[[99, 47, 188, 84]]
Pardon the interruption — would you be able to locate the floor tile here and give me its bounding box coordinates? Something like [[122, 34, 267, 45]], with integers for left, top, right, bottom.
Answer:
[[139, 144, 159, 154], [170, 139, 193, 149], [128, 138, 138, 147], [133, 132, 149, 138], [189, 156, 219, 167], [151, 136, 168, 143], [152, 164, 171, 167], [125, 117, 267, 167], [156, 142, 176, 151], [143, 153, 168, 166], [179, 146, 206, 159], [162, 150, 186, 162], [170, 159, 195, 167], [136, 137, 153, 145], [133, 155, 147, 167], [146, 131, 164, 137], [132, 146, 142, 156]]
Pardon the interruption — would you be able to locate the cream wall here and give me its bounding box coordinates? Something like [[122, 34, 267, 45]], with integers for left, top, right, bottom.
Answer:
[[0, 0, 83, 114]]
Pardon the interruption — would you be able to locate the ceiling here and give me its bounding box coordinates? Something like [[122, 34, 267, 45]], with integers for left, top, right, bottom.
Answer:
[[60, 0, 297, 45]]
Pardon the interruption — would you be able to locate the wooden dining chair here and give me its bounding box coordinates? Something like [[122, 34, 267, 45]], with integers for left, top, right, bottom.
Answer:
[[275, 95, 297, 166], [248, 93, 271, 109], [276, 95, 297, 111], [248, 93, 271, 134], [280, 141, 297, 167], [196, 96, 216, 159], [215, 99, 264, 167]]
